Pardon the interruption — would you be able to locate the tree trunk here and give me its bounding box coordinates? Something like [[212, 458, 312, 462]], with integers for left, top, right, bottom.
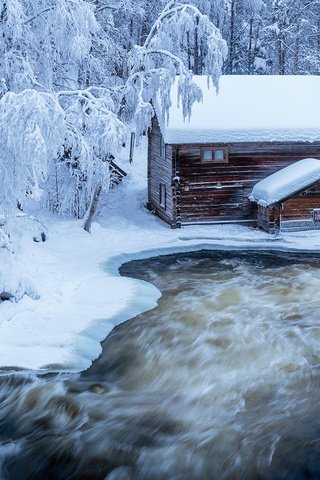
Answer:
[[278, 35, 285, 75], [194, 15, 200, 74], [228, 0, 236, 74], [248, 17, 254, 74], [293, 0, 301, 74], [83, 185, 102, 233]]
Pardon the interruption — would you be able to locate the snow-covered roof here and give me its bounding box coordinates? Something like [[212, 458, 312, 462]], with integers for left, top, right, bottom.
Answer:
[[159, 75, 320, 144], [249, 158, 320, 206]]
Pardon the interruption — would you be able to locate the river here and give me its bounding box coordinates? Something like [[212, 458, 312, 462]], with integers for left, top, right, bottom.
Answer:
[[1, 250, 320, 479]]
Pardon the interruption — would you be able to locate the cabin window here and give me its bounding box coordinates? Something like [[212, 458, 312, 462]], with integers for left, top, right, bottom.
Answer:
[[160, 137, 166, 160], [159, 183, 166, 209], [201, 146, 228, 163]]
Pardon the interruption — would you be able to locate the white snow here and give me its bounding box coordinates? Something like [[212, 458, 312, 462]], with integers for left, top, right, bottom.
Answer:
[[158, 75, 320, 144], [3, 140, 320, 373], [249, 158, 320, 206]]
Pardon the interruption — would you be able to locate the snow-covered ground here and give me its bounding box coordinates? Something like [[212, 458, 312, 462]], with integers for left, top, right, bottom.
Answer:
[[2, 138, 320, 373]]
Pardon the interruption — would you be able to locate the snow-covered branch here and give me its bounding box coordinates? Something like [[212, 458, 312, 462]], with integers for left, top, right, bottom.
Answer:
[[24, 6, 55, 24], [124, 0, 227, 127], [95, 3, 125, 14]]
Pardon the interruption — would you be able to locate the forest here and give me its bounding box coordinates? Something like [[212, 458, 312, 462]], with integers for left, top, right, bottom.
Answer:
[[0, 0, 319, 244]]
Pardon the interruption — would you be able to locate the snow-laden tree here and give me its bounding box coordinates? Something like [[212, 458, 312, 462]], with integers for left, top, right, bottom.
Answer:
[[124, 1, 227, 129], [0, 0, 35, 93], [0, 0, 100, 94], [0, 0, 113, 237], [261, 0, 320, 75], [24, 0, 99, 90], [46, 88, 126, 225], [0, 90, 65, 225]]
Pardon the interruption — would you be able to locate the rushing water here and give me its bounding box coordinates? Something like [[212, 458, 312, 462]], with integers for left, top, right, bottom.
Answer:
[[2, 250, 320, 479]]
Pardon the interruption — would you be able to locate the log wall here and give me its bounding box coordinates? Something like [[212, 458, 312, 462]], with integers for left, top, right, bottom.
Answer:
[[257, 205, 281, 234], [281, 182, 320, 232], [147, 116, 174, 225], [177, 143, 320, 225]]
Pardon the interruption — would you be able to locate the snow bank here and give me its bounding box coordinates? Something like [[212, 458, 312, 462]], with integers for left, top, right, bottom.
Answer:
[[159, 75, 320, 144], [249, 158, 320, 206]]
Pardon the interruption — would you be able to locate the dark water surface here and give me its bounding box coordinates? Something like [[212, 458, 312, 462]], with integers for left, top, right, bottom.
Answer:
[[2, 251, 320, 479]]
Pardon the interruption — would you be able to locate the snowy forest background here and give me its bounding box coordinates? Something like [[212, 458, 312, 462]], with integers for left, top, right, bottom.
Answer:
[[1, 0, 320, 247]]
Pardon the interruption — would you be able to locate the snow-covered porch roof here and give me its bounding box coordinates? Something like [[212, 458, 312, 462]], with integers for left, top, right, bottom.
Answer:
[[249, 158, 320, 207], [159, 75, 320, 144]]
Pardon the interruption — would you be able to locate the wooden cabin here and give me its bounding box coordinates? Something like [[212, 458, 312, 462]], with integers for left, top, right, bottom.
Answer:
[[147, 75, 320, 228], [250, 158, 320, 233]]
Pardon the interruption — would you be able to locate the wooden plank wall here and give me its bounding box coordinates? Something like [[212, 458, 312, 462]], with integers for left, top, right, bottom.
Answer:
[[257, 205, 280, 233], [148, 116, 174, 225], [178, 143, 320, 224], [282, 182, 320, 224]]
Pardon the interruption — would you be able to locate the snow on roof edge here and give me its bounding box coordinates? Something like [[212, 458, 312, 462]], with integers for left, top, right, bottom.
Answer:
[[156, 75, 320, 145], [249, 158, 320, 207]]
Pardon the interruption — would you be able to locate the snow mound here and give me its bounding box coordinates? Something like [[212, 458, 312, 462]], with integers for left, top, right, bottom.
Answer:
[[159, 75, 320, 144], [249, 158, 320, 207]]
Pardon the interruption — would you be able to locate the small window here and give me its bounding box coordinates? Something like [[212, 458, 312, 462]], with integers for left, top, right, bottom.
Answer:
[[160, 137, 166, 160], [214, 149, 225, 161], [159, 183, 166, 209], [203, 150, 213, 161], [201, 146, 228, 163]]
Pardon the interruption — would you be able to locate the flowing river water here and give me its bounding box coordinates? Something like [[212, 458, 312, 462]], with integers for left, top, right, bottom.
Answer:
[[2, 250, 320, 479]]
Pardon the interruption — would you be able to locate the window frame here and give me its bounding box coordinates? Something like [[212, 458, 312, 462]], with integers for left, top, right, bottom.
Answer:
[[160, 137, 166, 160], [159, 183, 166, 209], [200, 146, 229, 164]]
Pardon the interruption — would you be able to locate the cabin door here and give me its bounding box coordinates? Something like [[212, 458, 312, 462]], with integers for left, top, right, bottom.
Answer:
[[313, 209, 320, 227]]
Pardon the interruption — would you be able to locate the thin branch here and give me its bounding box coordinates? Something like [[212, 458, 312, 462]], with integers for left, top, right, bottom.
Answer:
[[24, 6, 54, 24], [57, 90, 96, 101], [96, 4, 123, 14], [145, 48, 187, 73]]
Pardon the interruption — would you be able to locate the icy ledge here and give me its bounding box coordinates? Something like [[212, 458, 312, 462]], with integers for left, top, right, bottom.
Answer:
[[1, 219, 320, 373]]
